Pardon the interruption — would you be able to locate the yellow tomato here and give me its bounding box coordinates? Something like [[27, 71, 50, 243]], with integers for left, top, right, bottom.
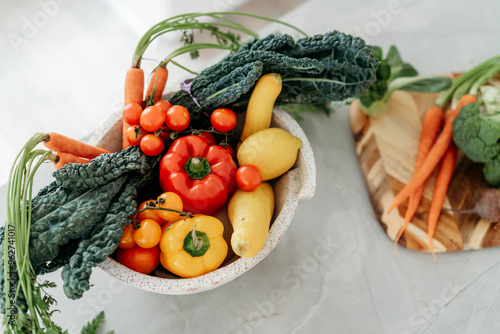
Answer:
[[156, 192, 183, 221], [133, 219, 162, 248]]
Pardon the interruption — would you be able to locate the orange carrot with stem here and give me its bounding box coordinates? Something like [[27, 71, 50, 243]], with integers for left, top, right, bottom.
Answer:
[[53, 152, 90, 170], [123, 67, 145, 149], [388, 94, 477, 212], [42, 132, 110, 159], [145, 65, 168, 106], [394, 106, 444, 251], [427, 143, 457, 263]]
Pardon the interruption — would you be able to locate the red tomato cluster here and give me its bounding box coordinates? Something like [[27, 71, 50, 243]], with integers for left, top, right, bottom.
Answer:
[[123, 100, 192, 157], [117, 192, 183, 274]]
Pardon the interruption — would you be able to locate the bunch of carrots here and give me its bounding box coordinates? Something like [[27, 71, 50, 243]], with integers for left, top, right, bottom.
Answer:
[[391, 54, 500, 262], [42, 132, 110, 169]]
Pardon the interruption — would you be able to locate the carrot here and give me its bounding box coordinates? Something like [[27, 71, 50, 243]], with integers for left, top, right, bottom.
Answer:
[[388, 94, 476, 213], [42, 132, 110, 159], [123, 67, 145, 149], [453, 93, 477, 114], [427, 143, 457, 263], [145, 66, 168, 105], [52, 152, 90, 170], [394, 106, 444, 251]]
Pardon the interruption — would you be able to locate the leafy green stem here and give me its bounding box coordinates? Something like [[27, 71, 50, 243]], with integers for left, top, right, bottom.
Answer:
[[131, 11, 308, 68]]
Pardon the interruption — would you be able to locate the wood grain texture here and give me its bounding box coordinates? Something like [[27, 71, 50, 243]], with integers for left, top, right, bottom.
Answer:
[[350, 90, 500, 252]]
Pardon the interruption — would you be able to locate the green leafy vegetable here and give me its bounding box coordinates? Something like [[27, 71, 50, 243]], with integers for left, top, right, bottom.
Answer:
[[357, 45, 452, 117], [80, 311, 115, 334], [168, 31, 379, 125], [1, 142, 159, 332], [452, 96, 500, 186]]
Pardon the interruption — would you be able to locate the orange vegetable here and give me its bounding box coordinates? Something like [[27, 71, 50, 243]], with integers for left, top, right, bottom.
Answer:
[[42, 132, 110, 159], [394, 106, 444, 251], [389, 94, 476, 212], [145, 66, 169, 105], [123, 67, 145, 149], [52, 152, 89, 170], [427, 143, 457, 263]]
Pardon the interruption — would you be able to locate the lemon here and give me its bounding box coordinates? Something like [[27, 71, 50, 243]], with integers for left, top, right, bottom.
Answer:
[[237, 128, 302, 181]]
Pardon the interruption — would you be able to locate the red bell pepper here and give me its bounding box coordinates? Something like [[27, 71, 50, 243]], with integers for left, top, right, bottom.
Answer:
[[159, 135, 237, 215]]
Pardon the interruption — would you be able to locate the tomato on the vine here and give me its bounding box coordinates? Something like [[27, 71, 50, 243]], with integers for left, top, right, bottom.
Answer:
[[154, 100, 173, 113], [197, 132, 215, 146], [165, 105, 190, 132], [133, 219, 162, 248], [236, 164, 262, 191], [123, 103, 143, 125], [116, 245, 160, 274], [135, 200, 163, 224], [140, 134, 164, 156], [158, 124, 171, 142], [140, 106, 165, 132], [156, 192, 183, 221], [224, 145, 236, 160], [118, 224, 136, 249], [126, 126, 147, 146], [210, 108, 237, 133]]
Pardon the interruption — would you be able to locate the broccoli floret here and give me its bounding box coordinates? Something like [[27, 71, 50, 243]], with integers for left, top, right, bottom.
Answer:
[[453, 102, 500, 186]]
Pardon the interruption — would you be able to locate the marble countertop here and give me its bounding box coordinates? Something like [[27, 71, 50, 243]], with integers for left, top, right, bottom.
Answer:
[[2, 0, 500, 333]]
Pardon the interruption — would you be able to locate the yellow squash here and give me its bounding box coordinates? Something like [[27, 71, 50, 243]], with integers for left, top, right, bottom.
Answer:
[[237, 128, 302, 181], [240, 73, 282, 143], [228, 182, 274, 257]]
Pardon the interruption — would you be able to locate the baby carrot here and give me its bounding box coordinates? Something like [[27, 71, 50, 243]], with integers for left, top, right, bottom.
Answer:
[[42, 132, 110, 159], [53, 152, 90, 169], [389, 94, 476, 213], [145, 66, 168, 105], [123, 67, 145, 149], [427, 143, 457, 263], [394, 106, 444, 251]]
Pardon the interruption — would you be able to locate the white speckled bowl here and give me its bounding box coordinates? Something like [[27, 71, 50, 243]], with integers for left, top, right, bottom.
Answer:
[[87, 105, 316, 294]]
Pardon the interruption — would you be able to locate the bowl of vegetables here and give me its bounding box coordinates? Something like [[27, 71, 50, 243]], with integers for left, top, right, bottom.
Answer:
[[87, 101, 316, 294], [79, 10, 380, 293]]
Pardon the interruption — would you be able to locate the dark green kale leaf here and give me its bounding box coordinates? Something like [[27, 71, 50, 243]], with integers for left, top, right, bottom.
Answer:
[[168, 31, 379, 125], [61, 175, 140, 300], [0, 146, 159, 312]]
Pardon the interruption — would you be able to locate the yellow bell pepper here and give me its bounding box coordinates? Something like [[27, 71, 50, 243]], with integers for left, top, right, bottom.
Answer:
[[159, 214, 228, 278]]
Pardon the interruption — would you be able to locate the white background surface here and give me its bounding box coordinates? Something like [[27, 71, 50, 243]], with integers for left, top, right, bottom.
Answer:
[[1, 0, 500, 333]]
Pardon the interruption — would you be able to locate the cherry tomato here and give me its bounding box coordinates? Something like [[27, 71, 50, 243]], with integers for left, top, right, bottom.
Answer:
[[165, 105, 190, 132], [156, 192, 183, 221], [116, 245, 160, 274], [197, 132, 215, 146], [126, 126, 147, 146], [118, 224, 136, 249], [140, 106, 165, 132], [224, 145, 236, 160], [158, 124, 171, 142], [154, 100, 173, 113], [140, 134, 164, 156], [210, 108, 237, 133], [133, 219, 162, 248], [236, 164, 262, 191], [135, 200, 163, 224], [123, 103, 143, 125]]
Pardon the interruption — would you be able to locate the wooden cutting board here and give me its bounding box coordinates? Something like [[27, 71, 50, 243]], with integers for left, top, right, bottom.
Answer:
[[350, 90, 500, 252]]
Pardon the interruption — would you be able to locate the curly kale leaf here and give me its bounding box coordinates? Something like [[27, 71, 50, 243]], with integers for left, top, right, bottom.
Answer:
[[0, 147, 159, 312], [452, 102, 500, 186], [168, 31, 378, 124], [61, 176, 140, 299], [54, 146, 157, 189]]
